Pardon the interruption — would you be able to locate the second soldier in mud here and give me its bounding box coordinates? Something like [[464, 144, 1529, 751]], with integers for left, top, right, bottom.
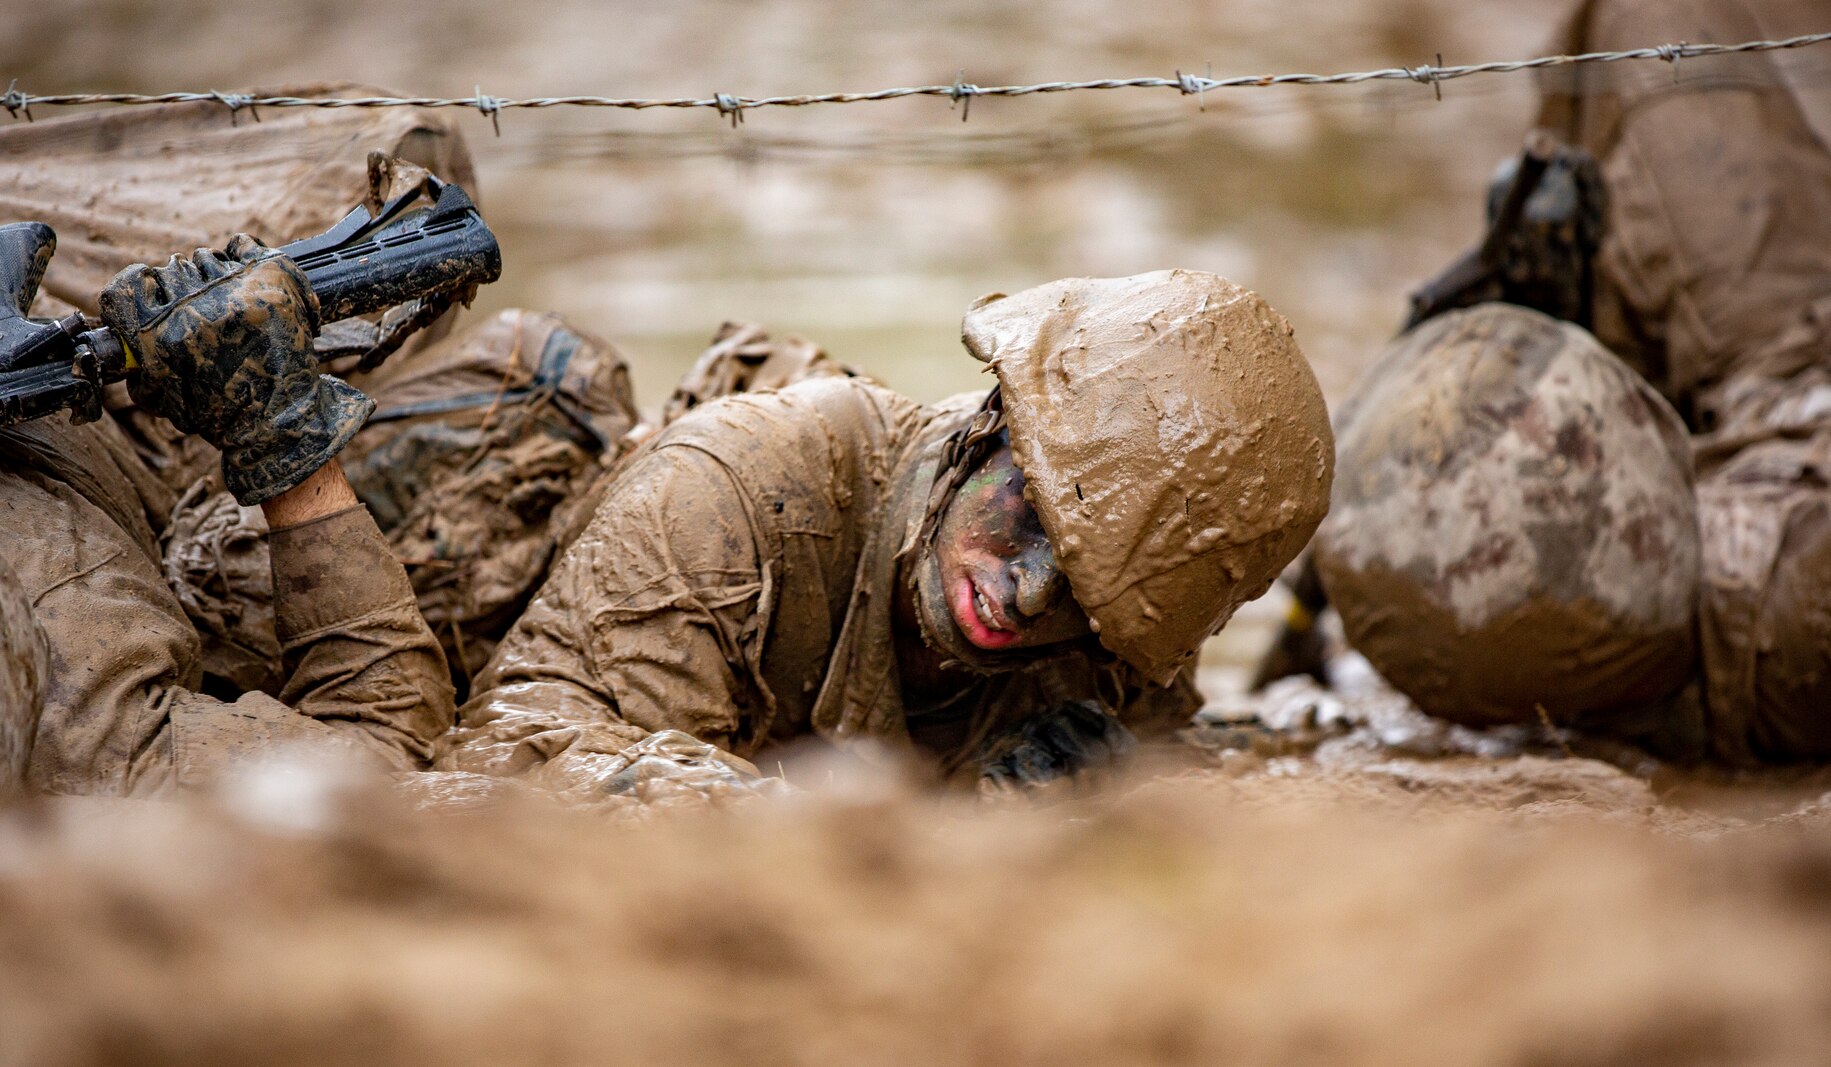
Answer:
[[1307, 0, 1831, 765]]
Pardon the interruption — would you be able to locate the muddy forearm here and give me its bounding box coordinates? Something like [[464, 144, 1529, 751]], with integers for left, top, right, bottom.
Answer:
[[439, 615, 749, 781], [266, 464, 455, 769], [446, 445, 762, 778]]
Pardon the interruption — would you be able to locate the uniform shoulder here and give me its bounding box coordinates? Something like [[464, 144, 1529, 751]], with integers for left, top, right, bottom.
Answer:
[[657, 375, 924, 455], [777, 374, 925, 430], [0, 417, 163, 559]]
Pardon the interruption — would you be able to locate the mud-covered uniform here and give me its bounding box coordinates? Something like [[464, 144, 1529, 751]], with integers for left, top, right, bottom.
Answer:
[[440, 271, 1334, 793], [1316, 0, 1831, 763], [0, 554, 47, 792], [335, 308, 641, 685], [1545, 0, 1831, 762], [0, 90, 645, 700], [1, 418, 454, 793]]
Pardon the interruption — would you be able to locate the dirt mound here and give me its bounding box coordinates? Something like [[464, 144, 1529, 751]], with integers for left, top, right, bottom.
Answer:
[[5, 748, 1831, 1067]]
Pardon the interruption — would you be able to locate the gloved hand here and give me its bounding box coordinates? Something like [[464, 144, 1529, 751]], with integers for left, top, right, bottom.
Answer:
[[100, 235, 374, 506], [978, 699, 1137, 792]]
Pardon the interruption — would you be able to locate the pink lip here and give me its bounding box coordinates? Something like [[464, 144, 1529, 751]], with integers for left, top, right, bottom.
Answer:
[[951, 575, 1019, 650]]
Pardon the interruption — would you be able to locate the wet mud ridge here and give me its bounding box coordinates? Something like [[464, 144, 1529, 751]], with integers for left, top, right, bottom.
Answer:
[[9, 683, 1831, 1066], [1183, 670, 1831, 831]]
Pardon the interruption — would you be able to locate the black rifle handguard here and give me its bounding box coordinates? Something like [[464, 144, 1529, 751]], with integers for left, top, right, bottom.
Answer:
[[0, 174, 501, 429], [281, 177, 499, 324]]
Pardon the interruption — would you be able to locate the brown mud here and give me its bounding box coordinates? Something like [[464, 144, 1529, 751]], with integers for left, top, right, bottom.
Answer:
[[11, 723, 1831, 1066]]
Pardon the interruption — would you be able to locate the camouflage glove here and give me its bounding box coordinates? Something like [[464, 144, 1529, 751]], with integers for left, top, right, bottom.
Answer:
[[99, 235, 374, 506], [979, 700, 1137, 792]]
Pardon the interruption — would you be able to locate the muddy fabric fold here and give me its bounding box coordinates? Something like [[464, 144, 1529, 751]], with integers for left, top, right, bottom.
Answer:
[[660, 320, 855, 428], [0, 555, 46, 792], [160, 477, 281, 695], [1694, 430, 1831, 764], [267, 503, 456, 766], [1543, 0, 1831, 762], [341, 309, 641, 684], [1536, 0, 1831, 430], [438, 378, 934, 781], [0, 416, 454, 794]]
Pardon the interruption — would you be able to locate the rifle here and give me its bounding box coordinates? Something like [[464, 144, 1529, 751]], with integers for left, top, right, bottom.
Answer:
[[0, 174, 501, 429], [1403, 129, 1605, 333]]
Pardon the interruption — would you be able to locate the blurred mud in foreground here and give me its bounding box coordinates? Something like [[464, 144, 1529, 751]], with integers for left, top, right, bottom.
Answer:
[[7, 733, 1831, 1067]]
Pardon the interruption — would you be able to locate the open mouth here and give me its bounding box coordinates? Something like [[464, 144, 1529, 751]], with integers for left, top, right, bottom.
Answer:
[[951, 575, 1019, 650]]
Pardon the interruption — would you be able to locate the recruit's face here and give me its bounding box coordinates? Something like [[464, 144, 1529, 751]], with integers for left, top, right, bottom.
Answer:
[[932, 435, 1091, 651]]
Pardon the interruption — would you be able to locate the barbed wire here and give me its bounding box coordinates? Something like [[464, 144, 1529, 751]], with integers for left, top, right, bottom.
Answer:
[[4, 31, 1829, 130]]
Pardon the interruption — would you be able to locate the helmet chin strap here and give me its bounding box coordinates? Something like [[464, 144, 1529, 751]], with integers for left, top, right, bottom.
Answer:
[[906, 386, 1006, 565]]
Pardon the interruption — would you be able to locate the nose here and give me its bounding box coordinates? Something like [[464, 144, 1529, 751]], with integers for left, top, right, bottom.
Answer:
[[1010, 548, 1066, 619]]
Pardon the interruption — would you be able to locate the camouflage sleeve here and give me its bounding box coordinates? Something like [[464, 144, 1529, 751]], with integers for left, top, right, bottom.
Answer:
[[263, 504, 456, 767], [436, 444, 771, 794], [2, 462, 451, 795]]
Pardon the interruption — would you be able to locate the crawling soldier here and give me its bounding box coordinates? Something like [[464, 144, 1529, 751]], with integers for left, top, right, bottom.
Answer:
[[437, 270, 1334, 795], [0, 225, 454, 793]]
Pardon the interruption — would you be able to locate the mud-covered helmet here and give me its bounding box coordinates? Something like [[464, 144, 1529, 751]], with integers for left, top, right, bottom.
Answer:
[[961, 270, 1334, 683], [1314, 303, 1699, 727]]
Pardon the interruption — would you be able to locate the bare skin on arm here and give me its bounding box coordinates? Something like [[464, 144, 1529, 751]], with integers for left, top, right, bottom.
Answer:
[[260, 458, 361, 528]]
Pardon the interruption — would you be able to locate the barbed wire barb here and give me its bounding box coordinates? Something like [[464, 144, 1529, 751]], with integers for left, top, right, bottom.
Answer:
[[474, 87, 503, 136], [210, 90, 257, 126], [2, 30, 1827, 127], [950, 71, 979, 123], [713, 92, 745, 128], [1174, 67, 1207, 111], [3, 79, 32, 122]]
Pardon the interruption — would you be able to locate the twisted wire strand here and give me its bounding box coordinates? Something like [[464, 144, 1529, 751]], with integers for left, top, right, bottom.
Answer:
[[4, 31, 1828, 126]]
